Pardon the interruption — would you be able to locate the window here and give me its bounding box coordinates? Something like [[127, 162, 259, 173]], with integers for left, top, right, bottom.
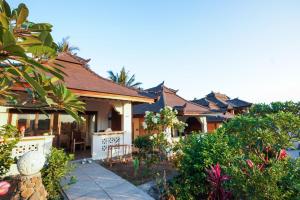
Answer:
[[11, 112, 52, 136]]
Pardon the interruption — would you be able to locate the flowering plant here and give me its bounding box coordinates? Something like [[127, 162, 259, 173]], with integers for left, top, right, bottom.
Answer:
[[143, 106, 187, 133]]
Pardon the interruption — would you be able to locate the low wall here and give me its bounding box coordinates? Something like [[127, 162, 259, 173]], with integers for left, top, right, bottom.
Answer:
[[5, 135, 54, 176], [91, 131, 126, 160]]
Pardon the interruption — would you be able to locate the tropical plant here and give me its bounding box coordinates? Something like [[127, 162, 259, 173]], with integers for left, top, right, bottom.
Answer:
[[107, 67, 142, 88], [221, 112, 300, 199], [57, 36, 79, 54], [0, 125, 20, 176], [41, 148, 75, 200], [171, 132, 232, 200], [0, 0, 85, 121], [206, 163, 231, 200]]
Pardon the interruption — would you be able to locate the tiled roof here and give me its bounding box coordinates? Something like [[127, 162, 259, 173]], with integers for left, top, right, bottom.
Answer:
[[50, 53, 153, 102], [133, 82, 211, 116], [192, 92, 252, 112]]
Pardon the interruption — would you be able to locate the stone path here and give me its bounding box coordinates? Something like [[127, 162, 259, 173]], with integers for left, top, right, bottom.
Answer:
[[62, 162, 154, 200]]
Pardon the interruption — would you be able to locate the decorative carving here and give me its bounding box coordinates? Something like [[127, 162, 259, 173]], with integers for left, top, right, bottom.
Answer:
[[101, 136, 121, 151], [13, 143, 39, 159]]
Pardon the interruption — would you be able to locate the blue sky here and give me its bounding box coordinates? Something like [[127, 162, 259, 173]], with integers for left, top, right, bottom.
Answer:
[[11, 0, 300, 103]]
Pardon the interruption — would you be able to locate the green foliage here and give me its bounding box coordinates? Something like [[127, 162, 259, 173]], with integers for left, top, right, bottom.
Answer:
[[133, 134, 153, 150], [41, 148, 75, 200], [0, 0, 85, 122], [0, 125, 19, 176], [220, 111, 300, 200], [171, 132, 232, 199], [250, 101, 300, 116], [171, 101, 300, 199], [133, 157, 140, 177]]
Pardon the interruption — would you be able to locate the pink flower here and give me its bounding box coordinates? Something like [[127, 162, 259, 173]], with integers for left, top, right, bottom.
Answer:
[[246, 159, 254, 168], [0, 181, 10, 196], [278, 149, 288, 160]]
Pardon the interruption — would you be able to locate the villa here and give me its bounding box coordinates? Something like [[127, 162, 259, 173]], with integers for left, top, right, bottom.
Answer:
[[132, 82, 212, 138], [0, 52, 153, 164], [192, 92, 252, 132]]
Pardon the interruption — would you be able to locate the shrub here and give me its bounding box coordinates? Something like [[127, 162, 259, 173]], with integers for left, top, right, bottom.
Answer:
[[41, 148, 75, 200], [220, 111, 300, 199], [0, 125, 20, 177], [171, 132, 232, 199]]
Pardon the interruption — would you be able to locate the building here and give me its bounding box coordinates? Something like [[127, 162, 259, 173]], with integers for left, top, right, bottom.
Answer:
[[132, 82, 212, 138], [0, 52, 153, 163], [192, 92, 252, 132]]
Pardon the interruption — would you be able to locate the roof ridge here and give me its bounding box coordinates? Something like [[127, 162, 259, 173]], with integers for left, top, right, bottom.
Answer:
[[55, 53, 152, 98], [163, 87, 210, 111]]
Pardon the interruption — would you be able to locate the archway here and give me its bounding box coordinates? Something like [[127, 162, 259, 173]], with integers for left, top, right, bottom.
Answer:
[[184, 117, 202, 135]]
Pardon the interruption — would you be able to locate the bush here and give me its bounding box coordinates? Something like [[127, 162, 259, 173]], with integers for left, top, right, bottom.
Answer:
[[41, 148, 75, 200], [221, 112, 300, 200], [171, 132, 232, 200], [171, 106, 300, 199], [0, 125, 20, 177]]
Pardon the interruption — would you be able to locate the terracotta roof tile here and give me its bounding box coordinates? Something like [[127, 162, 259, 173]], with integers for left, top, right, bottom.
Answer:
[[50, 53, 153, 102]]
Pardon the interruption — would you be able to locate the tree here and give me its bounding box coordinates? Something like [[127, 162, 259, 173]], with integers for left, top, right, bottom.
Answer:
[[57, 36, 79, 54], [0, 0, 84, 120], [107, 67, 142, 88]]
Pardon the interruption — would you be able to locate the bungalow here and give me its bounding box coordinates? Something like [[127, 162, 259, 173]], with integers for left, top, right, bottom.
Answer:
[[0, 52, 153, 163], [132, 82, 212, 138], [192, 92, 252, 132]]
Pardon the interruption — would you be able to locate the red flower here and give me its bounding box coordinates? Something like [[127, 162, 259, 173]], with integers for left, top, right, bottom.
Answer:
[[278, 149, 288, 160], [246, 159, 254, 168], [0, 181, 10, 196]]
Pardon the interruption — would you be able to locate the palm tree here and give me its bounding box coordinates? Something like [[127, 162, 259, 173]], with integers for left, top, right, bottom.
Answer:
[[57, 37, 79, 54], [107, 67, 142, 88]]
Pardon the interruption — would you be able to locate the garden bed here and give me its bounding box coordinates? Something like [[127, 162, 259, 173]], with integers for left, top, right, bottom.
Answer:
[[100, 160, 177, 186]]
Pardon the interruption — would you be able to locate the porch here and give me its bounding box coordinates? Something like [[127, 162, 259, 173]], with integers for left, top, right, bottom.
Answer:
[[1, 97, 134, 175]]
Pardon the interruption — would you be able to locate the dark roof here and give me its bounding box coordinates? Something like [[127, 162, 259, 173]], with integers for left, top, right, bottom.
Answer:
[[206, 112, 234, 122], [192, 92, 252, 112], [133, 82, 211, 116], [226, 98, 252, 108], [49, 53, 153, 102]]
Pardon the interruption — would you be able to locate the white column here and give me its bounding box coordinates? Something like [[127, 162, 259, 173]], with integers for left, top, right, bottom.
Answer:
[[122, 103, 132, 145], [199, 116, 208, 133], [0, 106, 9, 126]]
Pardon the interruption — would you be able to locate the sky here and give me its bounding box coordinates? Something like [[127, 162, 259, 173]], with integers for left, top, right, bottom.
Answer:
[[11, 0, 300, 103]]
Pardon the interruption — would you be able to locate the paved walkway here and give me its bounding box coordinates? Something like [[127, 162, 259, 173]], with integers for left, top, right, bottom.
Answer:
[[62, 162, 154, 200]]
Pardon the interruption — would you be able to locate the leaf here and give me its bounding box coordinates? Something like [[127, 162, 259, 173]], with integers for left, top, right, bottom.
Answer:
[[0, 13, 9, 29], [16, 3, 28, 26], [22, 57, 65, 80], [22, 72, 46, 97], [17, 37, 42, 46], [27, 45, 56, 57], [0, 0, 11, 17], [3, 45, 26, 57], [28, 23, 52, 32], [2, 30, 15, 47], [38, 31, 53, 46]]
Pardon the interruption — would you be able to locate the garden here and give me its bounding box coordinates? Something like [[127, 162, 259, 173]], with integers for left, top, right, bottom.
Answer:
[[103, 102, 300, 200]]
